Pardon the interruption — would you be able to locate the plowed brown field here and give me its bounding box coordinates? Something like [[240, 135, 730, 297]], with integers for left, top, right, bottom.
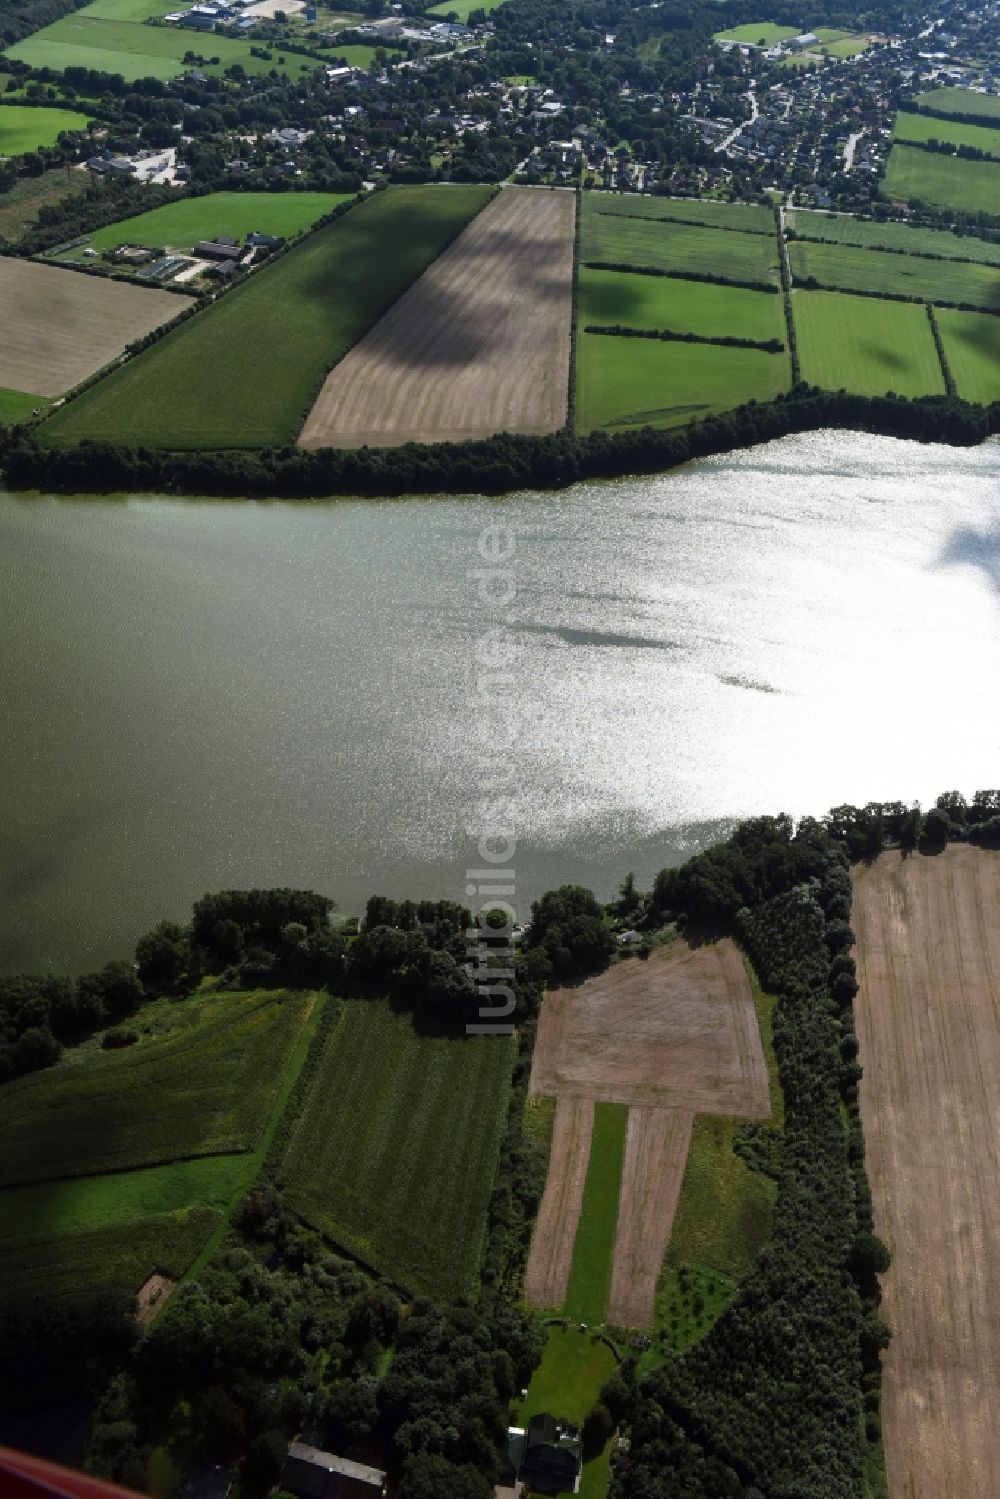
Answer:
[[854, 846, 1000, 1499], [297, 186, 575, 448], [525, 939, 770, 1326], [0, 258, 180, 397]]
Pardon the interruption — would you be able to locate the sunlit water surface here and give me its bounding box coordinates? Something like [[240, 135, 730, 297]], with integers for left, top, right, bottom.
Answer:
[[2, 429, 998, 970]]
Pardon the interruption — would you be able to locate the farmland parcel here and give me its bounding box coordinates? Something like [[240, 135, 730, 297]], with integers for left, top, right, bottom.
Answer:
[[935, 308, 1000, 402], [854, 847, 1000, 1499], [39, 185, 492, 450], [793, 290, 944, 397], [525, 940, 772, 1327], [299, 187, 575, 447], [0, 104, 91, 155], [0, 257, 179, 398], [787, 211, 1000, 267], [275, 998, 515, 1302], [788, 237, 1000, 309], [884, 143, 1000, 215], [69, 190, 352, 256]]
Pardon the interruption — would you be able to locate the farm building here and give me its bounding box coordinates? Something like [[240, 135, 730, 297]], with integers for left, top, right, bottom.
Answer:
[[194, 238, 245, 262], [280, 1442, 386, 1499]]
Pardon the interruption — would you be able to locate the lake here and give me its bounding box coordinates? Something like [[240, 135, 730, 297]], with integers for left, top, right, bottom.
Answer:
[[2, 429, 998, 972]]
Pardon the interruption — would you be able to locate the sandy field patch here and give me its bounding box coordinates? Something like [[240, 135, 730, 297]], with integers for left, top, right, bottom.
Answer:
[[525, 940, 771, 1325], [607, 1107, 694, 1327], [854, 845, 1000, 1499], [298, 186, 575, 447], [136, 1272, 177, 1325], [529, 939, 770, 1115], [523, 1096, 594, 1311], [0, 258, 179, 397]]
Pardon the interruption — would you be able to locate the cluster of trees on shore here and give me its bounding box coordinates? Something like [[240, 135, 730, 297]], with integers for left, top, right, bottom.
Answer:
[[3, 390, 996, 501]]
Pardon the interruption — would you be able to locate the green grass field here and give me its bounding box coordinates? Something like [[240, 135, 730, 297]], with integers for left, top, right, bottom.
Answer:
[[0, 387, 49, 422], [788, 237, 1000, 309], [935, 307, 1000, 403], [39, 184, 492, 450], [69, 190, 351, 254], [0, 105, 92, 155], [7, 8, 318, 82], [0, 1206, 219, 1304], [814, 33, 868, 56], [884, 142, 1000, 215], [713, 21, 797, 43], [275, 997, 514, 1302], [577, 331, 790, 432], [789, 211, 1000, 266], [894, 110, 1000, 155], [563, 1102, 627, 1325], [588, 192, 775, 234], [0, 990, 311, 1187], [427, 0, 505, 15], [915, 87, 1000, 121], [580, 268, 785, 342], [793, 290, 944, 396], [583, 199, 780, 285], [518, 1325, 618, 1499]]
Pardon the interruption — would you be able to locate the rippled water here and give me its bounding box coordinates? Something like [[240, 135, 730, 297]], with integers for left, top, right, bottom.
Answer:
[[2, 429, 998, 971]]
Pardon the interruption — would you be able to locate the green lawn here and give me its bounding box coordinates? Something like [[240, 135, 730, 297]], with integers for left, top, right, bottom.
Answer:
[[73, 190, 351, 253], [576, 331, 790, 432], [712, 21, 798, 43], [884, 142, 1000, 215], [793, 289, 944, 396], [815, 33, 868, 56], [788, 236, 1000, 309], [0, 386, 49, 422], [583, 199, 780, 285], [564, 1103, 627, 1325], [0, 990, 311, 1187], [0, 104, 92, 155], [0, 1207, 219, 1303], [587, 191, 775, 234], [518, 1326, 618, 1499], [39, 184, 492, 449], [580, 268, 785, 342], [275, 997, 515, 1302], [788, 210, 1000, 267], [427, 0, 505, 15], [935, 307, 1000, 403], [7, 8, 319, 82], [915, 87, 1000, 121], [894, 110, 1000, 155]]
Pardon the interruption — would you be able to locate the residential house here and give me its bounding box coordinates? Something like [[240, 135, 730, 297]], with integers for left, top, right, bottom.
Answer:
[[280, 1441, 387, 1499]]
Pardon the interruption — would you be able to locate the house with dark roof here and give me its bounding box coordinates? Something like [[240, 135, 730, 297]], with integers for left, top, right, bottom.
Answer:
[[514, 1414, 582, 1494], [280, 1441, 387, 1499]]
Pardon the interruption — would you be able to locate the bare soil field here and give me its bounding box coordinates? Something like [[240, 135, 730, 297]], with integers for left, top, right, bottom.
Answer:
[[854, 845, 1000, 1499], [135, 1272, 177, 1326], [525, 940, 771, 1326], [607, 1106, 694, 1327], [298, 186, 575, 448], [523, 1096, 594, 1311], [529, 939, 770, 1114], [0, 258, 179, 398]]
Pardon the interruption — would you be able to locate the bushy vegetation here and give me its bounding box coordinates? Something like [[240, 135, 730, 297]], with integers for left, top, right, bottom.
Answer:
[[0, 989, 310, 1185], [0, 960, 141, 1080]]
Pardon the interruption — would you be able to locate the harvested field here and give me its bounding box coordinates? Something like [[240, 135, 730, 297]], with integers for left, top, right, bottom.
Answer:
[[526, 940, 771, 1326], [529, 939, 770, 1113], [854, 846, 1000, 1499], [524, 1096, 594, 1311], [299, 187, 575, 447], [607, 1107, 694, 1327], [0, 258, 179, 398], [136, 1272, 177, 1326]]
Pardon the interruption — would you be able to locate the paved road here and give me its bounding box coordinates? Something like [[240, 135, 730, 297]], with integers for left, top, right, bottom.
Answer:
[[843, 130, 864, 170], [716, 83, 758, 153]]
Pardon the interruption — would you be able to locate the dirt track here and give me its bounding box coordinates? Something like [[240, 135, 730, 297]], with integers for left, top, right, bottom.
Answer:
[[523, 1096, 593, 1310], [854, 846, 1000, 1499], [0, 258, 179, 397], [525, 939, 771, 1326], [607, 1107, 695, 1326], [298, 187, 575, 447]]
